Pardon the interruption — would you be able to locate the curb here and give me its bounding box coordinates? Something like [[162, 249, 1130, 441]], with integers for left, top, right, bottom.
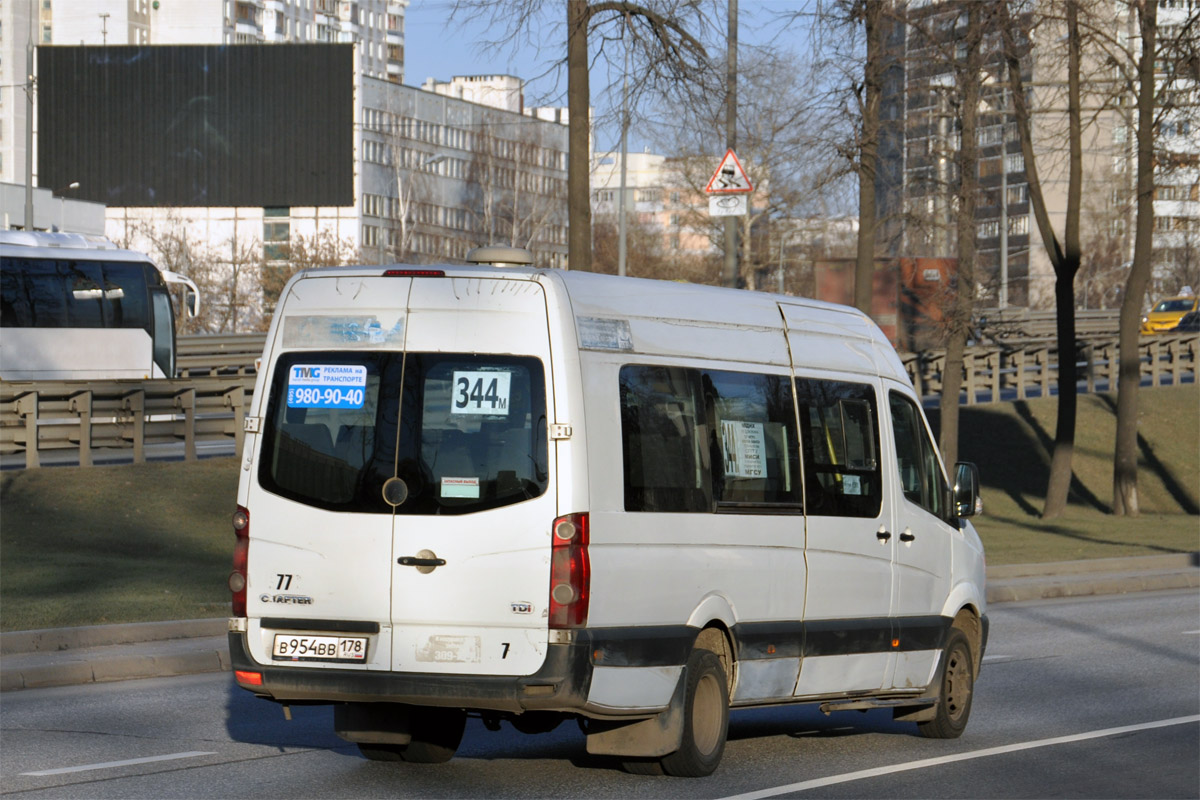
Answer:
[[0, 618, 227, 657], [985, 552, 1200, 603], [0, 634, 230, 692], [2, 554, 1197, 692]]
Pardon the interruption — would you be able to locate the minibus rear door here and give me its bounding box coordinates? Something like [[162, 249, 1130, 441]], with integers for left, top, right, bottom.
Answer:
[[388, 277, 556, 678]]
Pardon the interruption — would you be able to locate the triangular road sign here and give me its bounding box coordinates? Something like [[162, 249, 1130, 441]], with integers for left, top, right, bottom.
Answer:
[[705, 149, 753, 194]]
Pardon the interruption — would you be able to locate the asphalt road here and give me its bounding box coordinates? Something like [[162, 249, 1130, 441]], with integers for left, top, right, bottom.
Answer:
[[2, 591, 1197, 799]]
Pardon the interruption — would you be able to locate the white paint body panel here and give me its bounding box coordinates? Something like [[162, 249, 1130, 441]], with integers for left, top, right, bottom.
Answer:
[[0, 327, 162, 379], [794, 653, 895, 697], [587, 666, 684, 712]]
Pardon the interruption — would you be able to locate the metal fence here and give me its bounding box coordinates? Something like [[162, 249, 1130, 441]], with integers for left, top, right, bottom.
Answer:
[[2, 332, 1195, 470], [901, 334, 1198, 404], [1, 376, 254, 469]]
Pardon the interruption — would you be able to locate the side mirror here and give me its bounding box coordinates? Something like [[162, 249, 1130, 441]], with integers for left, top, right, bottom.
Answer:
[[185, 290, 199, 318], [953, 462, 982, 518]]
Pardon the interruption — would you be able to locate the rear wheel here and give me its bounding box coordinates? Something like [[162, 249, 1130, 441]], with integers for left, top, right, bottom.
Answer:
[[659, 648, 729, 777], [357, 743, 406, 762], [355, 707, 467, 764], [918, 627, 974, 739], [400, 707, 467, 763]]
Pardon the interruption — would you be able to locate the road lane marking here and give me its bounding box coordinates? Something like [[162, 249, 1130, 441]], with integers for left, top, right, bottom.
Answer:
[[982, 654, 1014, 662], [21, 751, 217, 776], [719, 715, 1200, 800], [1183, 630, 1200, 635]]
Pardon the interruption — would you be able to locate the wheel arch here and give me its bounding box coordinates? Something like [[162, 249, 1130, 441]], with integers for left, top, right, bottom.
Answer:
[[692, 623, 735, 697], [949, 605, 984, 677]]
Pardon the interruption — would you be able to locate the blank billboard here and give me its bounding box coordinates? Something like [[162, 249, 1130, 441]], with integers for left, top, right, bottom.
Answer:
[[38, 45, 353, 208]]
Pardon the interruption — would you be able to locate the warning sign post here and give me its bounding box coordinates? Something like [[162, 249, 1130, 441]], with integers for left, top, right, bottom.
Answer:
[[705, 149, 753, 194], [706, 149, 752, 218]]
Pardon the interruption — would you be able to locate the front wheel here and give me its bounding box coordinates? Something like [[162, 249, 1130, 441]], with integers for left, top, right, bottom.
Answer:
[[918, 627, 975, 739], [659, 648, 729, 777]]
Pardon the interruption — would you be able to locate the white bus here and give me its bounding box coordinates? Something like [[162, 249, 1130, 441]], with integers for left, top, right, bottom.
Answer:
[[0, 231, 199, 380], [228, 247, 986, 777]]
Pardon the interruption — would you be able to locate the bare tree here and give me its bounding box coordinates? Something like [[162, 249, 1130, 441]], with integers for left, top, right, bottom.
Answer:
[[926, 2, 987, 469], [1113, 0, 1159, 516], [452, 0, 708, 271], [650, 47, 827, 289], [852, 0, 885, 315], [259, 230, 360, 327], [114, 213, 259, 335], [999, 0, 1086, 519]]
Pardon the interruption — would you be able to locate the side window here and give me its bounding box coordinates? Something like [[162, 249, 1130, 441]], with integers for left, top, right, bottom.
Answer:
[[795, 378, 882, 518], [889, 391, 948, 519], [620, 365, 709, 513], [101, 262, 152, 330], [150, 289, 175, 377], [702, 369, 802, 508]]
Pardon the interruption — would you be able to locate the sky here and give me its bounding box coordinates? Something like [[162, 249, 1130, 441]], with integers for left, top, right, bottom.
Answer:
[[402, 1, 815, 153]]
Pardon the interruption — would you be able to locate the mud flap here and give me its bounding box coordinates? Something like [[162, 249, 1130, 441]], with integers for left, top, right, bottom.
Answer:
[[584, 667, 686, 758], [334, 702, 413, 745]]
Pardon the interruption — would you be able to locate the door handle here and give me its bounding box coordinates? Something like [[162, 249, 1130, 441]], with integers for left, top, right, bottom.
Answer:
[[876, 526, 892, 543], [398, 549, 446, 574], [899, 528, 916, 543], [398, 556, 446, 567]]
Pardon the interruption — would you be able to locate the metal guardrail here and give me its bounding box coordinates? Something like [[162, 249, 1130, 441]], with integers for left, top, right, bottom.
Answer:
[[901, 334, 1198, 404], [2, 332, 1195, 470], [175, 333, 266, 376], [1, 376, 255, 469], [973, 307, 1123, 341]]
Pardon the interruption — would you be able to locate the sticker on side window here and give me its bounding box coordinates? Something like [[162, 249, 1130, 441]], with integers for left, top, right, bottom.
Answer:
[[287, 364, 367, 409], [451, 371, 512, 415], [721, 420, 768, 478]]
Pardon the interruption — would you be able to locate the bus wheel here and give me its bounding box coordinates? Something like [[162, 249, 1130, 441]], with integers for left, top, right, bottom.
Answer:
[[660, 648, 729, 777], [918, 627, 974, 739]]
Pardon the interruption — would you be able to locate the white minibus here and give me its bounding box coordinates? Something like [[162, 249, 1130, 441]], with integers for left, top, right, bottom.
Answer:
[[228, 247, 986, 776], [0, 231, 199, 380]]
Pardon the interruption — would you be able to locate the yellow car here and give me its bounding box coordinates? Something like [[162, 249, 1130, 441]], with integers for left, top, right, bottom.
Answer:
[[1141, 294, 1199, 334]]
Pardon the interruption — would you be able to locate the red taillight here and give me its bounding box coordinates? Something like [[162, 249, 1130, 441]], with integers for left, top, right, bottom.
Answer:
[[383, 269, 445, 277], [548, 513, 590, 629], [230, 505, 249, 617]]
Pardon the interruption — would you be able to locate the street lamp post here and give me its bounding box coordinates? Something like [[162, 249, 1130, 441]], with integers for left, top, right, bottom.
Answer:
[[55, 181, 79, 232]]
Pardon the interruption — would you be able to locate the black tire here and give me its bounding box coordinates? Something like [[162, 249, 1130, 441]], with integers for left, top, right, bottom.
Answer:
[[621, 758, 666, 776], [355, 743, 408, 762], [659, 648, 729, 778], [918, 627, 975, 739], [399, 707, 467, 763], [355, 707, 466, 764]]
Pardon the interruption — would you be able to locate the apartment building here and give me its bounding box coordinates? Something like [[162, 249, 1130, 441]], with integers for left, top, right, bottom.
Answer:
[[881, 0, 1198, 310], [1151, 0, 1200, 299]]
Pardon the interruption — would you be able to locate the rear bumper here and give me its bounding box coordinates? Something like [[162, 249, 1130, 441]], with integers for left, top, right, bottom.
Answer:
[[229, 630, 595, 714]]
